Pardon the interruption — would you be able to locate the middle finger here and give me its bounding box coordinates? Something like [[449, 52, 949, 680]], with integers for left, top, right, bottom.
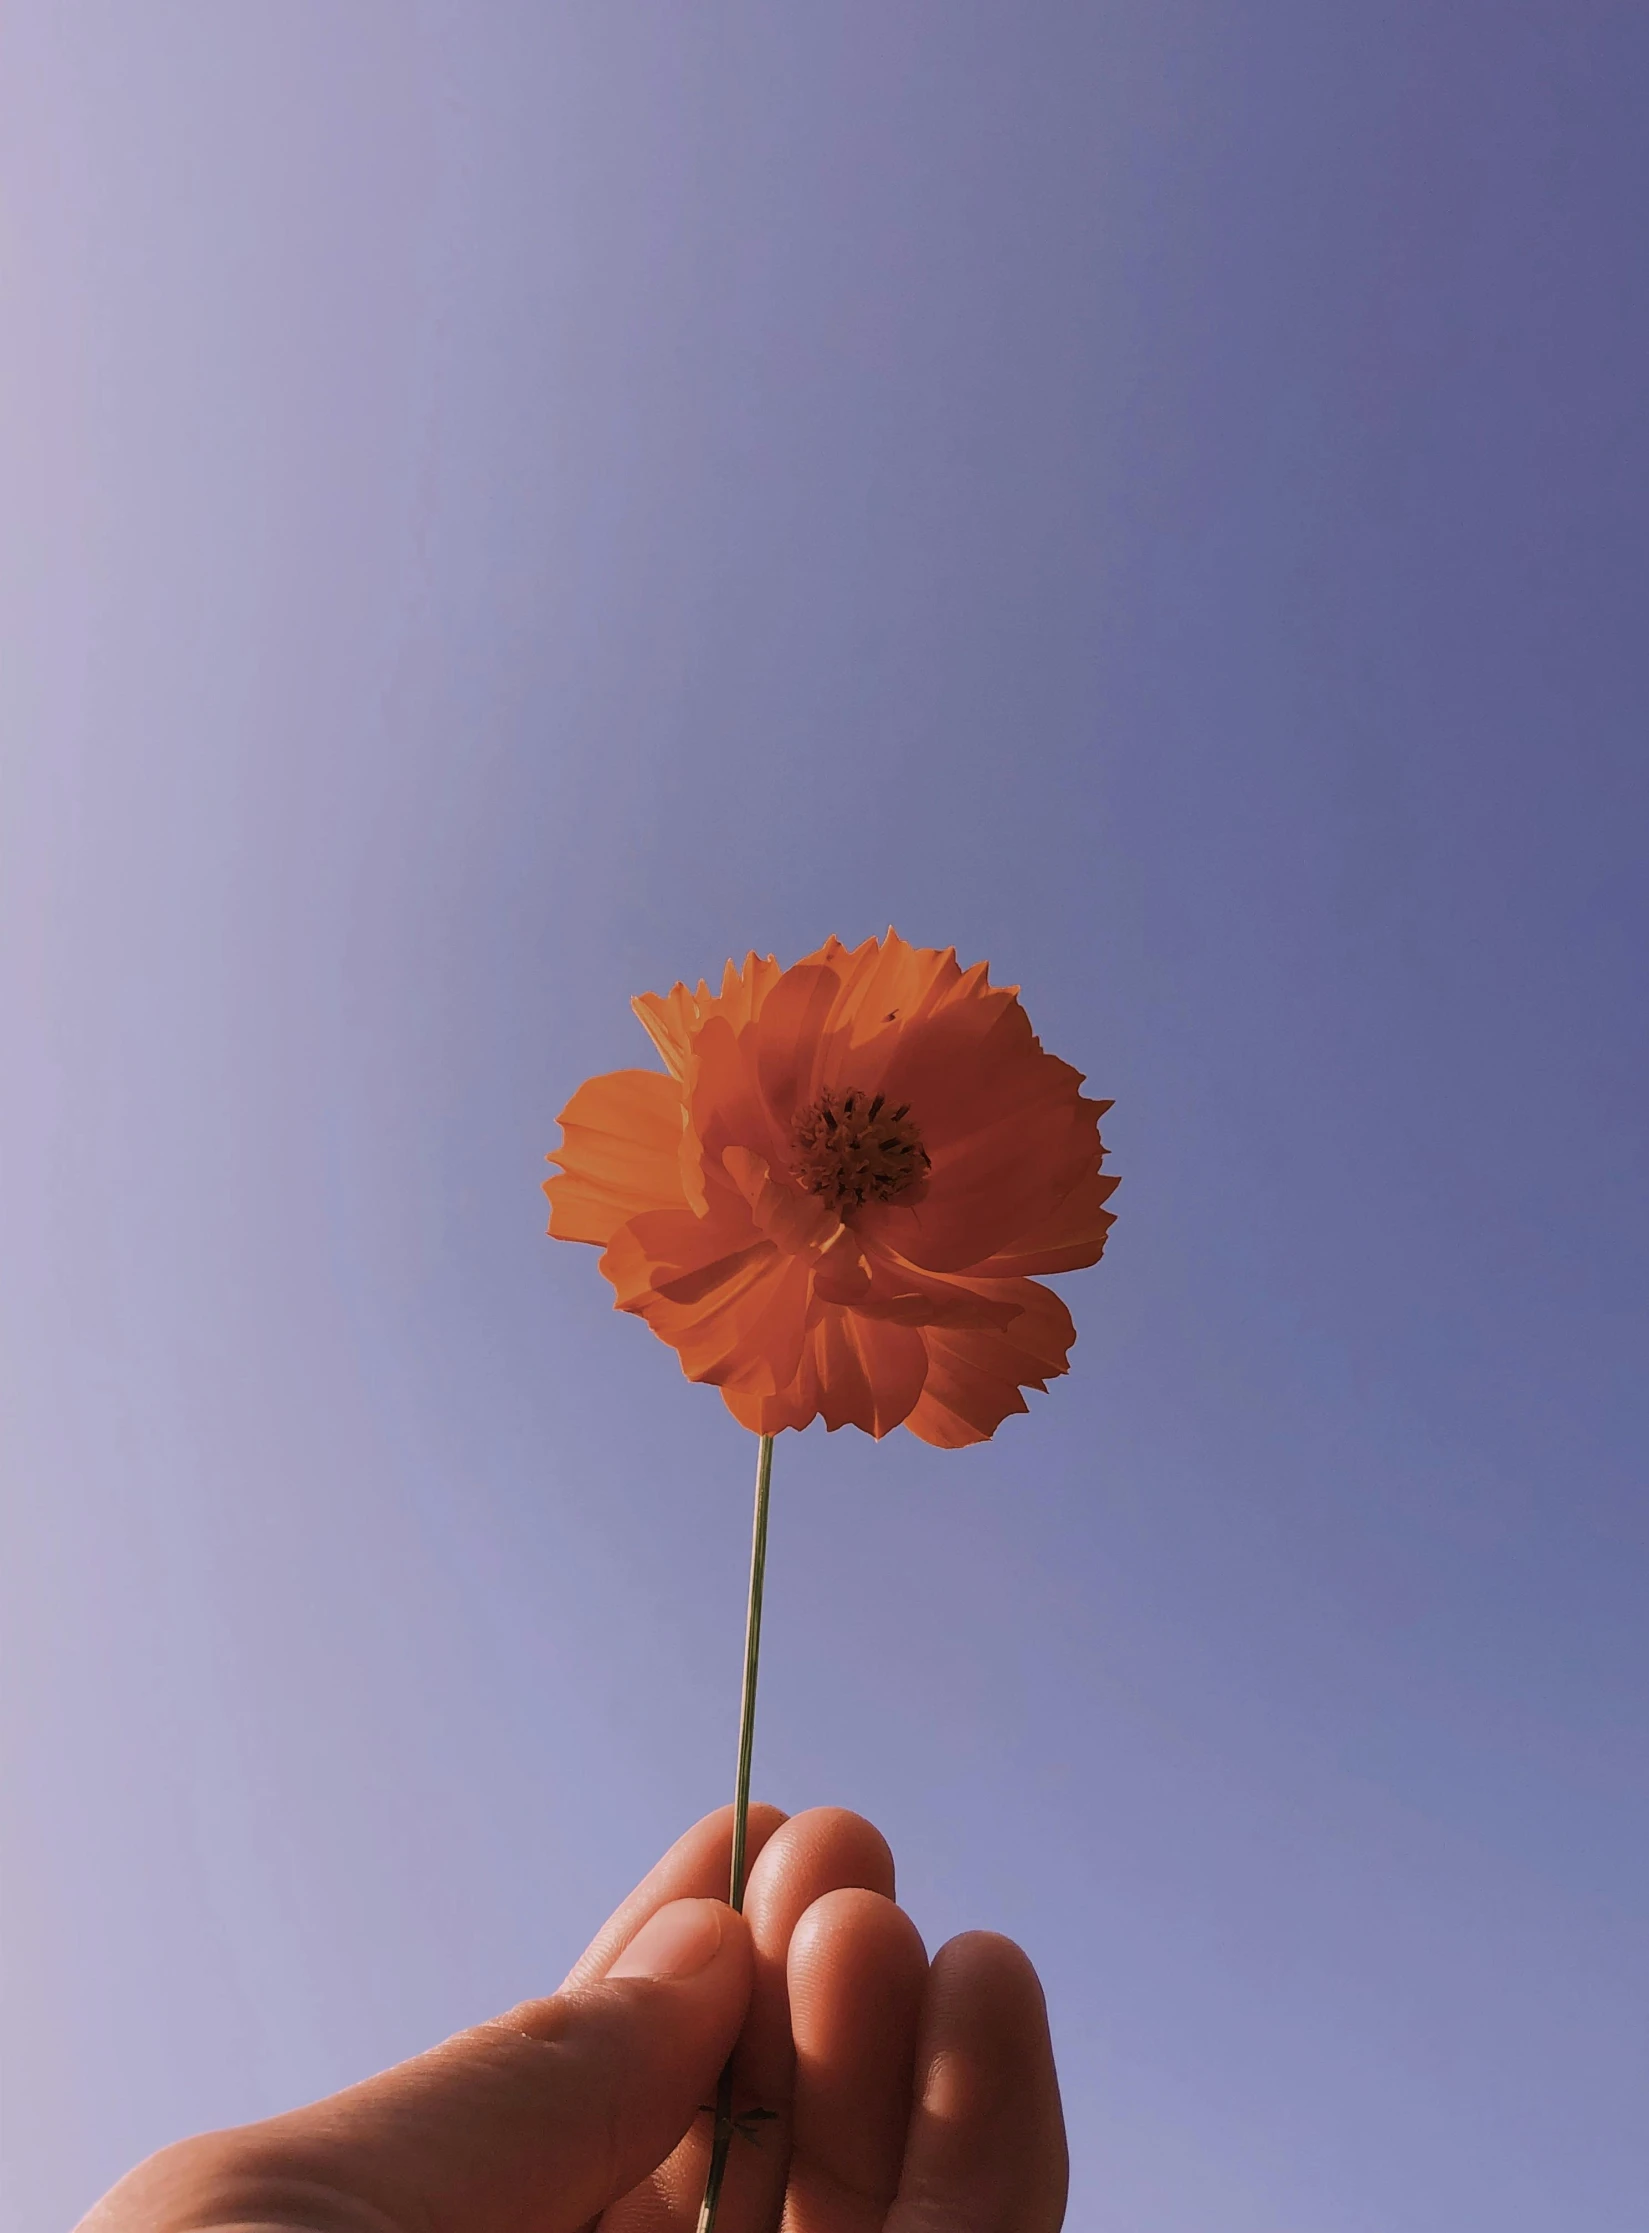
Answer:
[[784, 1887, 929, 2230]]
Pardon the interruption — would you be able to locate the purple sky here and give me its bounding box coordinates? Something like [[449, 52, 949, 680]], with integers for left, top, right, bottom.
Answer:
[[4, 7, 1647, 2228]]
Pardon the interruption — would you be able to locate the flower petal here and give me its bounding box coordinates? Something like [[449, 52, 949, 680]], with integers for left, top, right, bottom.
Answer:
[[544, 1069, 687, 1245], [630, 983, 700, 1081], [969, 1167, 1120, 1277], [811, 1228, 873, 1306], [751, 962, 844, 1127], [603, 1209, 814, 1396], [856, 1000, 1106, 1271], [722, 1355, 822, 1437], [810, 1308, 929, 1436], [721, 1302, 928, 1437], [600, 1199, 763, 1312], [632, 951, 786, 1078], [682, 1013, 788, 1208], [721, 1145, 839, 1256], [902, 1277, 1076, 1446], [854, 1242, 1024, 1329], [809, 935, 992, 1096]]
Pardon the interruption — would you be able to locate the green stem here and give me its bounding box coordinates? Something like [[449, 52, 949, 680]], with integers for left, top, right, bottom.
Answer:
[[727, 1430, 775, 1915], [695, 1430, 775, 2233]]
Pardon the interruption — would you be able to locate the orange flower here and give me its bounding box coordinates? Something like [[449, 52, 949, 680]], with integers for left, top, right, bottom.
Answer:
[[545, 932, 1117, 1445]]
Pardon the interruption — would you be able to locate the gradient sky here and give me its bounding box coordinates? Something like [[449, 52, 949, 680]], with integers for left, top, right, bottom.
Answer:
[[4, 7, 1647, 2229]]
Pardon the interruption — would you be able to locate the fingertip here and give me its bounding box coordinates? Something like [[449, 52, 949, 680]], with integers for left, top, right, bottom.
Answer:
[[562, 1803, 786, 1989], [788, 1884, 927, 1993], [746, 1806, 896, 1911], [504, 1902, 754, 2047], [894, 1929, 1068, 2230], [786, 1888, 929, 2203], [608, 1897, 739, 1983], [929, 1929, 1050, 2021], [922, 1930, 1060, 2113]]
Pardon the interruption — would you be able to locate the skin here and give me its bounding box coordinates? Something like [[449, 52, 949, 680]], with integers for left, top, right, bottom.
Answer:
[[78, 1803, 1069, 2233]]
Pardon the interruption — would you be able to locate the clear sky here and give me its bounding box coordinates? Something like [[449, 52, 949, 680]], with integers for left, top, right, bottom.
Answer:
[[3, 7, 1646, 2228]]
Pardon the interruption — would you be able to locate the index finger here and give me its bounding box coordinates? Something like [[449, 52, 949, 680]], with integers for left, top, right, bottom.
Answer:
[[561, 1803, 790, 1989]]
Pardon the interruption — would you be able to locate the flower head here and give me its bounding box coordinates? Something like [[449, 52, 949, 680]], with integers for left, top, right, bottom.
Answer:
[[545, 932, 1117, 1445]]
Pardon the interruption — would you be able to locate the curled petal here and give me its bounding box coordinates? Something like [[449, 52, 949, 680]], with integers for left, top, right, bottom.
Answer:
[[811, 1227, 872, 1306], [682, 1014, 786, 1210], [600, 1198, 762, 1311], [603, 1210, 813, 1396], [721, 1145, 838, 1256]]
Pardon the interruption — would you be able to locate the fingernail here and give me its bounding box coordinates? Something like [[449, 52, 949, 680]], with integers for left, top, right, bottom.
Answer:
[[608, 1899, 727, 1982]]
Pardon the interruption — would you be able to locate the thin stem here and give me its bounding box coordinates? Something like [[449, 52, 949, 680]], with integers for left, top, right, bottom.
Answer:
[[695, 1431, 776, 2233], [728, 1430, 775, 1915]]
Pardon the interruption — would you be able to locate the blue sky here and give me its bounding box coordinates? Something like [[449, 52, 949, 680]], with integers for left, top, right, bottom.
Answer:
[[4, 7, 1647, 2227]]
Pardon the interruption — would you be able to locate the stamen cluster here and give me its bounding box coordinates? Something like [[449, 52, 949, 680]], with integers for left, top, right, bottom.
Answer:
[[790, 1086, 930, 1213]]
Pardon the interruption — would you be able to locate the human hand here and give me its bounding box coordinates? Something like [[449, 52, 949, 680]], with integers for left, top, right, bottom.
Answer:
[[77, 1802, 1067, 2232]]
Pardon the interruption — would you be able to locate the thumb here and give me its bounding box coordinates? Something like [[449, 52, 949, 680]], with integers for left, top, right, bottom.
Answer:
[[161, 1899, 752, 2233]]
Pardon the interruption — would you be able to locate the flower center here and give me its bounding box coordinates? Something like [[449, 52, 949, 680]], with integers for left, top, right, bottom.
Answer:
[[790, 1087, 930, 1213]]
